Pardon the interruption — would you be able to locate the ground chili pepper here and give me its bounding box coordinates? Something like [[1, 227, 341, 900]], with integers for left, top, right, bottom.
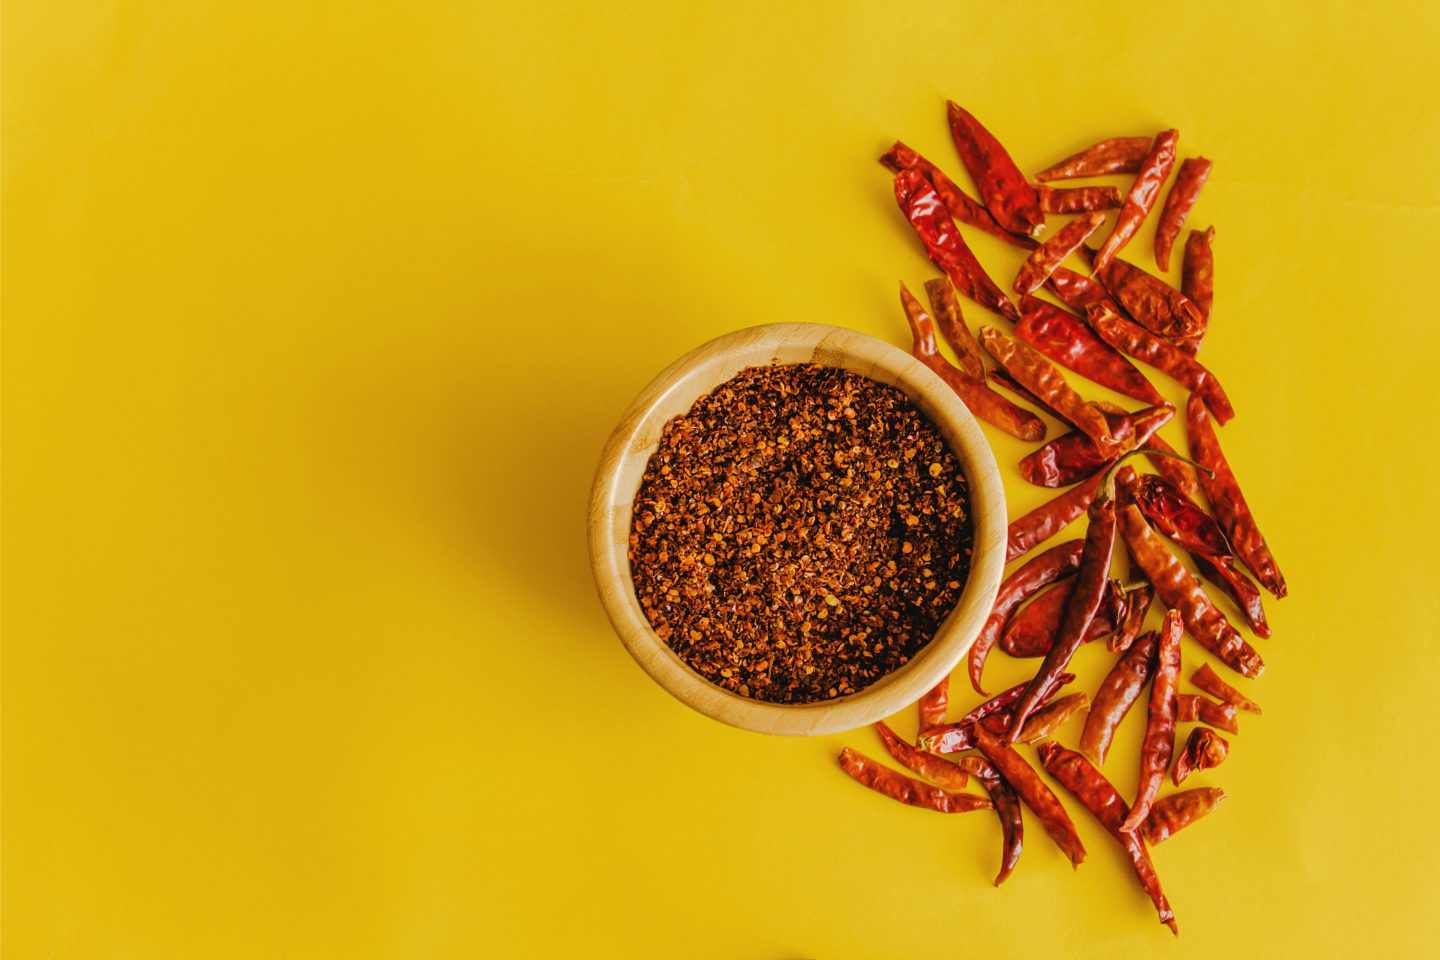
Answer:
[[1186, 393, 1287, 598], [1141, 787, 1226, 844], [881, 142, 1040, 250], [1094, 129, 1179, 274], [1080, 629, 1159, 766], [946, 101, 1046, 238], [838, 748, 992, 813], [1034, 136, 1154, 181], [1121, 610, 1184, 833], [1172, 728, 1230, 786], [1036, 742, 1178, 934], [630, 363, 973, 704], [1154, 157, 1212, 273]]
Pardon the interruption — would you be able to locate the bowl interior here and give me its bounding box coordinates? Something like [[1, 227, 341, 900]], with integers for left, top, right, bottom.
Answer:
[[589, 322, 1006, 735]]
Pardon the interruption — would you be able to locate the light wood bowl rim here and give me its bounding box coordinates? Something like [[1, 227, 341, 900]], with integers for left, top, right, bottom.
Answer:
[[588, 322, 1006, 735]]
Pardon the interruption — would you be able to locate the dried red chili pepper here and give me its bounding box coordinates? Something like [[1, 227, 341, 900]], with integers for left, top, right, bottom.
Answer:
[[1187, 392, 1287, 597], [1033, 183, 1122, 214], [1178, 226, 1216, 354], [945, 102, 1045, 238], [1047, 265, 1123, 315], [894, 170, 1021, 322], [954, 755, 1024, 885], [1013, 211, 1107, 296], [1094, 129, 1178, 274], [1086, 302, 1235, 424], [1154, 157, 1212, 272], [1131, 472, 1271, 637], [1080, 629, 1158, 765], [1176, 693, 1239, 734], [1145, 433, 1202, 499], [1121, 609, 1183, 833], [1110, 583, 1153, 654], [1011, 692, 1090, 744], [979, 326, 1119, 456], [924, 277, 986, 381], [1014, 295, 1166, 406], [838, 748, 991, 813], [972, 724, 1086, 867], [1191, 662, 1262, 715], [1096, 257, 1206, 341], [881, 142, 1040, 250], [917, 679, 949, 732], [902, 282, 1046, 441], [1141, 786, 1226, 844], [1005, 472, 1104, 563], [1018, 404, 1174, 488], [873, 720, 967, 789], [1035, 742, 1178, 934], [1034, 136, 1154, 182], [987, 367, 1066, 421], [1001, 578, 1123, 657], [970, 536, 1088, 693], [1119, 503, 1264, 677], [924, 671, 1078, 752], [1173, 728, 1230, 786]]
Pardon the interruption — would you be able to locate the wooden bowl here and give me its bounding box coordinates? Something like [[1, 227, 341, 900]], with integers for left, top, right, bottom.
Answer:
[[588, 323, 1006, 735]]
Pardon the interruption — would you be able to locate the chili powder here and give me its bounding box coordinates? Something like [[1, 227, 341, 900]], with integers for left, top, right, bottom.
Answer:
[[629, 363, 973, 704]]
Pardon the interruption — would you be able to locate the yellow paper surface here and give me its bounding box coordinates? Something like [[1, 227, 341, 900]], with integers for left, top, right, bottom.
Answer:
[[5, 2, 1439, 956]]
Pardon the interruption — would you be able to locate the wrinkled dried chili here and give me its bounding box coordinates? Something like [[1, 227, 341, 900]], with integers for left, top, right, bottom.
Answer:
[[1047, 265, 1124, 315], [1191, 663, 1262, 715], [1094, 129, 1178, 273], [1036, 742, 1178, 934], [1178, 226, 1215, 354], [979, 326, 1118, 456], [881, 142, 1040, 250], [973, 724, 1086, 867], [1086, 302, 1235, 424], [1013, 211, 1106, 296], [954, 755, 1024, 885], [1145, 433, 1202, 499], [1121, 610, 1183, 833], [1186, 393, 1287, 598], [1110, 583, 1153, 653], [1080, 628, 1159, 766], [1014, 295, 1166, 406], [1119, 503, 1264, 678], [925, 277, 986, 381], [946, 101, 1045, 238], [1018, 404, 1174, 488], [1141, 786, 1226, 844], [1096, 257, 1206, 341], [1034, 136, 1154, 182], [920, 672, 1076, 753], [967, 538, 1085, 692], [1033, 183, 1122, 213], [1172, 728, 1230, 786], [902, 282, 1046, 441], [917, 679, 949, 732], [1011, 692, 1090, 745], [873, 720, 967, 789], [1005, 472, 1104, 563], [1154, 157, 1212, 272], [1176, 693, 1239, 734], [839, 748, 991, 813], [1000, 577, 1122, 657], [895, 170, 1020, 321]]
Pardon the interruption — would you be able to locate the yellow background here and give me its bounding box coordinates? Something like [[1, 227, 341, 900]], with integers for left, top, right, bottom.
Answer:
[[5, 2, 1438, 956]]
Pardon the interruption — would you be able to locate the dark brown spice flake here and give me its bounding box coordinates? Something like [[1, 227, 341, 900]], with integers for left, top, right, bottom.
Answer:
[[629, 363, 973, 703]]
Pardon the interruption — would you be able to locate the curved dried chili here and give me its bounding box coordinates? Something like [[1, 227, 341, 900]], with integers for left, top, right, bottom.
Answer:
[[1080, 628, 1159, 765], [954, 755, 1024, 885], [973, 724, 1086, 867], [1141, 786, 1226, 844], [1172, 727, 1230, 786], [917, 679, 949, 733], [925, 277, 986, 381], [1005, 472, 1104, 562], [1154, 157, 1212, 272], [946, 101, 1045, 238], [873, 720, 967, 789], [838, 748, 991, 813], [1013, 211, 1106, 296], [882, 141, 1039, 250], [1121, 609, 1183, 833], [1034, 136, 1154, 182], [979, 326, 1118, 456], [1110, 583, 1153, 654], [1000, 578, 1122, 657], [1014, 295, 1166, 406], [1018, 404, 1173, 489], [1086, 302, 1235, 424], [1096, 257, 1206, 341], [1191, 663, 1262, 715], [967, 538, 1086, 693], [894, 170, 1020, 321], [920, 671, 1076, 753], [1033, 183, 1122, 214], [1178, 226, 1216, 354], [1094, 129, 1178, 274]]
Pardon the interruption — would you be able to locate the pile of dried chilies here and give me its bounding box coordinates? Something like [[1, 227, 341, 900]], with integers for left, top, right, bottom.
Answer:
[[839, 103, 1285, 935]]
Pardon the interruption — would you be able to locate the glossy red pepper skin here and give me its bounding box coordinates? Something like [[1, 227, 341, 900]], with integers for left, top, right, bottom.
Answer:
[[838, 748, 991, 813], [1007, 499, 1118, 740], [881, 142, 1040, 250], [946, 101, 1045, 238], [1005, 472, 1104, 563], [1154, 157, 1212, 272], [1094, 129, 1178, 273], [902, 282, 1046, 442], [1033, 183, 1122, 213], [1121, 610, 1183, 833], [1191, 662, 1262, 715], [973, 725, 1086, 867], [1034, 136, 1154, 182], [1080, 629, 1159, 765], [1018, 404, 1174, 488], [1178, 226, 1216, 354], [872, 721, 968, 789], [894, 170, 1021, 321], [921, 671, 1076, 753], [979, 326, 1119, 457], [1000, 577, 1123, 656], [1176, 693, 1239, 734], [1141, 786, 1226, 844], [954, 756, 1024, 885], [1187, 393, 1287, 598], [1047, 265, 1124, 316], [1172, 728, 1230, 786], [968, 540, 1086, 693], [1014, 295, 1166, 406], [1119, 504, 1264, 678], [1036, 742, 1178, 934], [1086, 302, 1235, 424], [1013, 211, 1106, 295], [1096, 257, 1206, 341], [925, 277, 986, 381]]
